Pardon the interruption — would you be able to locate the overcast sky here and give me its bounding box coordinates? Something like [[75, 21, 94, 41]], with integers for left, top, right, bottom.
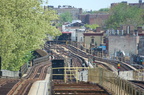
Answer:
[[42, 0, 139, 11]]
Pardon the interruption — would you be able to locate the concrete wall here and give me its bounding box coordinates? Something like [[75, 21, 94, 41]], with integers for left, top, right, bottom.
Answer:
[[108, 36, 139, 57], [119, 71, 134, 80], [1, 70, 19, 77], [79, 70, 88, 82]]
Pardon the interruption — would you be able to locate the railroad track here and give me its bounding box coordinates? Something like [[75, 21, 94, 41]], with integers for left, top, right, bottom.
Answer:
[[0, 79, 19, 95], [6, 61, 51, 95], [52, 81, 111, 95], [130, 81, 144, 90], [97, 63, 113, 71], [131, 64, 144, 70], [64, 44, 135, 71], [45, 42, 137, 71], [46, 44, 85, 67]]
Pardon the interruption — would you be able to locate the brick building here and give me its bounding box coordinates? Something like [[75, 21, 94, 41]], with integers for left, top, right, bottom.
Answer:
[[111, 0, 144, 9], [44, 5, 82, 20], [78, 13, 110, 26]]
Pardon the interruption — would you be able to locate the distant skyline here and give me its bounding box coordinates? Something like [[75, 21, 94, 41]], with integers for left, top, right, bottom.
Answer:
[[42, 0, 140, 11]]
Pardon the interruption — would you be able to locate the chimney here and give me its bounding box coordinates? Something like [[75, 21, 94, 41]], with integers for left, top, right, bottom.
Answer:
[[117, 27, 120, 35], [137, 27, 142, 32], [96, 27, 101, 32], [58, 5, 61, 8], [121, 1, 127, 4], [139, 0, 142, 4], [117, 27, 120, 30], [44, 6, 48, 10], [79, 8, 83, 14]]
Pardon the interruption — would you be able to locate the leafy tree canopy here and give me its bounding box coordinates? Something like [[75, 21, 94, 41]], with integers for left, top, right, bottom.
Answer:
[[85, 24, 99, 30], [106, 3, 144, 29], [59, 12, 73, 24], [98, 8, 110, 12], [82, 8, 110, 14], [0, 0, 61, 71]]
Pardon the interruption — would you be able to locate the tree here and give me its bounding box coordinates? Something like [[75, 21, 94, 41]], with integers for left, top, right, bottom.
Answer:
[[0, 0, 61, 71], [85, 24, 99, 30], [106, 3, 144, 29], [82, 8, 110, 14], [59, 12, 73, 24], [99, 8, 110, 12]]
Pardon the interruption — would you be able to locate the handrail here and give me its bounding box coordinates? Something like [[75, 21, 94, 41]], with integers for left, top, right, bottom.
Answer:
[[88, 68, 144, 95]]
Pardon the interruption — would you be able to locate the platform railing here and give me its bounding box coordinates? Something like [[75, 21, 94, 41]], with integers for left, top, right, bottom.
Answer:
[[52, 67, 89, 83], [20, 63, 28, 75], [88, 68, 144, 95], [133, 70, 144, 81]]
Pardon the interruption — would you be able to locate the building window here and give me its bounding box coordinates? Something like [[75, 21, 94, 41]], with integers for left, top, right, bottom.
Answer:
[[91, 38, 94, 44], [80, 37, 82, 42]]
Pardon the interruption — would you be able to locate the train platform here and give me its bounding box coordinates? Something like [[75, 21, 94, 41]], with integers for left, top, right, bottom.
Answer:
[[28, 74, 51, 95]]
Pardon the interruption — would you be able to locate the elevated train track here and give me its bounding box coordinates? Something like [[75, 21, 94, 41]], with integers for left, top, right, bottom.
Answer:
[[0, 41, 143, 95], [130, 80, 144, 90], [46, 42, 144, 94], [7, 61, 51, 95], [48, 43, 135, 71], [45, 44, 86, 67], [0, 60, 51, 95], [65, 44, 136, 71]]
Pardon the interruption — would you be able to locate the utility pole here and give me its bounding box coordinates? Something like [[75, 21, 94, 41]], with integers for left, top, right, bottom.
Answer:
[[0, 57, 2, 77]]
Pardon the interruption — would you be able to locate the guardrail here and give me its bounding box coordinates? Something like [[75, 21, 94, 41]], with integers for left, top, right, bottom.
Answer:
[[33, 55, 49, 65], [52, 67, 89, 83], [20, 63, 28, 75], [88, 68, 144, 95]]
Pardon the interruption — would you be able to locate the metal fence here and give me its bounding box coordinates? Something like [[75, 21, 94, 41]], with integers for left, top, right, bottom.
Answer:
[[1, 70, 19, 77], [88, 68, 144, 95]]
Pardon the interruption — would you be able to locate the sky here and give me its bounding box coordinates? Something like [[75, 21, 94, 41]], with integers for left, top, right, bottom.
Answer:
[[42, 0, 139, 11]]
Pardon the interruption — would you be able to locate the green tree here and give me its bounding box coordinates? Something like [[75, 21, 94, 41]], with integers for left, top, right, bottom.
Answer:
[[85, 24, 99, 30], [0, 0, 61, 71], [59, 12, 72, 24], [106, 3, 144, 29], [99, 8, 110, 12]]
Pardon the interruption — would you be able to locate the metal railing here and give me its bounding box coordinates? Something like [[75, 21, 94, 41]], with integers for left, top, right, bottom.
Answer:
[[52, 67, 89, 83], [88, 68, 144, 95], [20, 63, 28, 75]]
